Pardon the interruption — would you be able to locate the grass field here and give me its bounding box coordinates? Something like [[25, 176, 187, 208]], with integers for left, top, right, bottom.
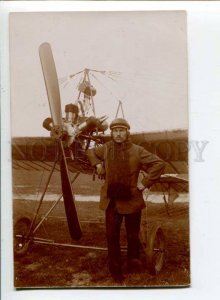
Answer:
[[12, 170, 190, 287], [13, 198, 190, 288]]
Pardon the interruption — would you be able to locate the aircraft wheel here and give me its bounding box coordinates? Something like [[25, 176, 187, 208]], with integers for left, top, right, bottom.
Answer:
[[14, 217, 32, 257], [145, 224, 166, 275]]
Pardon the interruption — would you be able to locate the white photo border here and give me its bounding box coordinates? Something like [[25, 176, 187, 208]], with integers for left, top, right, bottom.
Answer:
[[1, 1, 220, 300]]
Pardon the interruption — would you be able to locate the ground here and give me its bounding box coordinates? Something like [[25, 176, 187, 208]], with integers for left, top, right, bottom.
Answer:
[[13, 199, 190, 288]]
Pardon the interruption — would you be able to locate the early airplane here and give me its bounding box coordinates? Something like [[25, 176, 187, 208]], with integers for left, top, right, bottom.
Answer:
[[12, 43, 188, 275]]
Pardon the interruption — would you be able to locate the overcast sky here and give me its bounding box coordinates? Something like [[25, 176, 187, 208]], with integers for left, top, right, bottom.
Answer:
[[10, 11, 188, 137]]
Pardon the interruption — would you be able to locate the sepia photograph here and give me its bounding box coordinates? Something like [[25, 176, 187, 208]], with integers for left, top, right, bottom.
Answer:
[[10, 10, 189, 288]]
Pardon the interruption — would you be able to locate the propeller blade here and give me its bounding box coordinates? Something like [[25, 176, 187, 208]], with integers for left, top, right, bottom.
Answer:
[[59, 141, 82, 240], [39, 43, 62, 126]]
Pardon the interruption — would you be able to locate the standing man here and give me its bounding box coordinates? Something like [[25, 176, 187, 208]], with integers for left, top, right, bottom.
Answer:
[[87, 118, 165, 283]]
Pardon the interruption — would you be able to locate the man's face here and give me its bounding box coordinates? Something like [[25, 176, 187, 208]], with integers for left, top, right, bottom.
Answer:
[[112, 127, 127, 143]]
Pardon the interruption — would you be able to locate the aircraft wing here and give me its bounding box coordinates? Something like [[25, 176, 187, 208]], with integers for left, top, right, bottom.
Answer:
[[128, 130, 188, 199], [12, 136, 92, 174], [129, 129, 188, 175], [152, 173, 188, 192], [12, 129, 188, 176], [12, 130, 188, 205]]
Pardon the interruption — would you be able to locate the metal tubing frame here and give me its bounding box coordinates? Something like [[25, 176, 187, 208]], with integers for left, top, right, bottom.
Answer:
[[33, 239, 109, 251], [32, 171, 80, 235], [86, 70, 96, 117], [28, 237, 127, 252], [26, 159, 58, 237], [20, 173, 174, 253]]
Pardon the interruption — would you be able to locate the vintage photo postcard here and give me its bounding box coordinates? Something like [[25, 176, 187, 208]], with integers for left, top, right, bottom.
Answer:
[[11, 11, 189, 288]]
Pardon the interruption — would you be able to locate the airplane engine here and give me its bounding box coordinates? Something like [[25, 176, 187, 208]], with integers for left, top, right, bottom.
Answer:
[[43, 99, 108, 149]]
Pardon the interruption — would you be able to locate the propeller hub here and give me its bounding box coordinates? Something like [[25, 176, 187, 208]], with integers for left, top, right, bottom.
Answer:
[[51, 125, 63, 139]]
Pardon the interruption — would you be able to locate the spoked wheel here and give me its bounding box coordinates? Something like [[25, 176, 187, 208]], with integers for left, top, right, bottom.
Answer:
[[14, 217, 32, 257], [145, 224, 166, 275]]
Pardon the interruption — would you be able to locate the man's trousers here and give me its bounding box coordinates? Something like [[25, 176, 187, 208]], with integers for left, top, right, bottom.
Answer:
[[105, 201, 142, 277]]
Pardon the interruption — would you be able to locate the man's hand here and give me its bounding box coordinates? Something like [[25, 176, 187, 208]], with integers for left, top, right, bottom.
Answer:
[[96, 163, 105, 179], [137, 182, 146, 192]]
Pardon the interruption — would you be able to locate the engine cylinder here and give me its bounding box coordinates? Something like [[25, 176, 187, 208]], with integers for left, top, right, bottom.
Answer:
[[65, 104, 79, 123], [97, 120, 108, 132], [78, 116, 98, 132], [43, 117, 53, 131]]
